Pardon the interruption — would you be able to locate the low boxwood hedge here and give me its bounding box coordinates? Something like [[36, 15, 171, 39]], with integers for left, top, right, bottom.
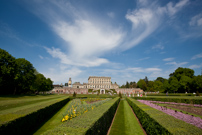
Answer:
[[43, 97, 120, 135], [126, 97, 202, 135], [133, 97, 202, 105], [0, 97, 70, 135]]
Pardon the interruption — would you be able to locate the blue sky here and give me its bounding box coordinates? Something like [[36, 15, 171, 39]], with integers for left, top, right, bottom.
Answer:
[[0, 0, 202, 86]]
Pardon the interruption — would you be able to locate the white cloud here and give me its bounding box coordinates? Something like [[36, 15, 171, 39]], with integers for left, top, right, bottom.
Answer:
[[191, 53, 202, 60], [138, 57, 150, 61], [189, 13, 202, 26], [166, 0, 189, 16], [163, 57, 175, 61], [189, 63, 202, 69], [152, 44, 164, 50], [165, 61, 188, 66], [39, 55, 44, 59]]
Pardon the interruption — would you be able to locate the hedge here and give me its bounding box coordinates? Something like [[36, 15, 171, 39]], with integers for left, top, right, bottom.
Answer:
[[126, 97, 202, 135], [43, 97, 120, 135], [133, 97, 202, 105], [0, 97, 70, 135]]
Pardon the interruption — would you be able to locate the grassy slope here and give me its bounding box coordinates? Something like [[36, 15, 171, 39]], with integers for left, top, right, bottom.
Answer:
[[109, 99, 144, 135], [34, 101, 72, 135], [0, 95, 68, 125]]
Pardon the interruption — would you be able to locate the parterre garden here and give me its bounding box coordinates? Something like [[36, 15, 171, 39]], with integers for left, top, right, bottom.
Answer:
[[0, 94, 202, 135]]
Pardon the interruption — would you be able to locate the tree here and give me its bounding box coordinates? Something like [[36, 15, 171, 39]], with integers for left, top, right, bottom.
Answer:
[[171, 67, 194, 81], [179, 75, 192, 93], [126, 81, 130, 88], [192, 75, 202, 93], [14, 58, 35, 94], [147, 81, 154, 92], [156, 77, 166, 83], [143, 76, 149, 85], [153, 80, 164, 93], [169, 77, 180, 93], [137, 79, 147, 91], [0, 49, 17, 94]]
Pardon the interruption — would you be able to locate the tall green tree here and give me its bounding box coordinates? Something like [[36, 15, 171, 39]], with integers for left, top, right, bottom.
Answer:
[[169, 77, 180, 93], [0, 49, 16, 94], [153, 80, 164, 93], [137, 79, 147, 91], [179, 75, 192, 93], [14, 58, 35, 94], [192, 75, 202, 93]]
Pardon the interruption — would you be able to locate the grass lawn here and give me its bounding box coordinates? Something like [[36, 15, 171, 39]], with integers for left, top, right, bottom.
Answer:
[[109, 99, 144, 135], [0, 95, 68, 126], [33, 100, 72, 135]]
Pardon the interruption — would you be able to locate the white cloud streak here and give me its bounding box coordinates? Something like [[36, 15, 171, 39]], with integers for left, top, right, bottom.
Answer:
[[191, 53, 202, 60], [189, 13, 202, 27], [163, 57, 175, 61], [189, 63, 202, 69]]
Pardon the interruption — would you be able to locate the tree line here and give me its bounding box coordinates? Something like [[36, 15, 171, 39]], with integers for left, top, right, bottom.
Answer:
[[120, 67, 202, 93], [0, 48, 53, 95]]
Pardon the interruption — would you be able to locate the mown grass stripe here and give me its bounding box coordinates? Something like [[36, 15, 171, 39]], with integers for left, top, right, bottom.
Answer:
[[0, 95, 67, 111], [33, 100, 72, 135], [109, 99, 145, 135], [0, 96, 68, 125]]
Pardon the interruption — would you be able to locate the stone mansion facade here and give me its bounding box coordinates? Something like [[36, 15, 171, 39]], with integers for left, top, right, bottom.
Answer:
[[72, 76, 119, 89], [52, 76, 143, 94]]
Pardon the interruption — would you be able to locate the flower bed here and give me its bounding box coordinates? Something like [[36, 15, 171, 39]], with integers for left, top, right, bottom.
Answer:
[[62, 98, 111, 122], [43, 97, 120, 135], [138, 100, 202, 129], [127, 97, 202, 135], [133, 97, 202, 105]]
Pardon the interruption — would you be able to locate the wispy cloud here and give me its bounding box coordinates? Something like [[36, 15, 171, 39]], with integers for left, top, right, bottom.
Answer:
[[189, 63, 202, 69], [152, 44, 164, 50], [163, 57, 175, 61], [137, 57, 150, 61], [191, 53, 202, 60], [165, 61, 188, 67], [166, 0, 189, 16], [123, 0, 189, 50], [189, 13, 202, 27]]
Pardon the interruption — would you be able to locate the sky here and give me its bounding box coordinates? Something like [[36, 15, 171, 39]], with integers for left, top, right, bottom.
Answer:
[[0, 0, 202, 86]]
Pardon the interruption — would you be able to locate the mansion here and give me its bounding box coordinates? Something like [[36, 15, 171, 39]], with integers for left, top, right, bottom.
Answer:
[[72, 76, 119, 89], [52, 76, 143, 94]]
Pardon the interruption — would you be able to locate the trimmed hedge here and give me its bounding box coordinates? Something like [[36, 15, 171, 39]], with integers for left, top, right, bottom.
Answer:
[[0, 97, 70, 135], [126, 97, 202, 135], [133, 97, 202, 105], [43, 97, 120, 135]]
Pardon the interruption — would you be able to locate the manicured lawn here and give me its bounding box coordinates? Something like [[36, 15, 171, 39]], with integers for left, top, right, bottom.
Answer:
[[0, 95, 68, 126], [109, 99, 144, 135], [33, 100, 72, 135]]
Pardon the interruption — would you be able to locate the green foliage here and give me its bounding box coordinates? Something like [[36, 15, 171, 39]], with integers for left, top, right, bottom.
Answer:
[[0, 48, 53, 95], [127, 97, 202, 135], [137, 79, 147, 91], [118, 92, 122, 98], [43, 97, 120, 135], [0, 48, 16, 94], [88, 89, 93, 93], [120, 81, 137, 88], [0, 97, 70, 134], [192, 75, 202, 93], [73, 91, 76, 97]]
